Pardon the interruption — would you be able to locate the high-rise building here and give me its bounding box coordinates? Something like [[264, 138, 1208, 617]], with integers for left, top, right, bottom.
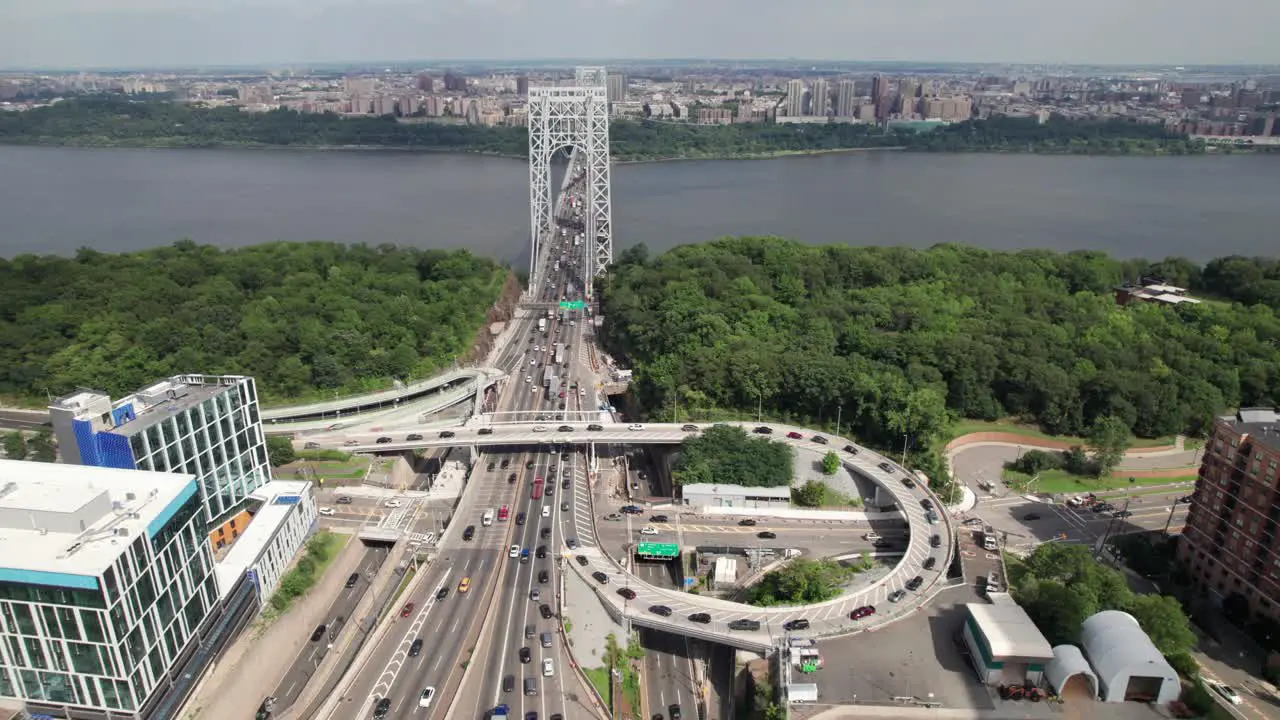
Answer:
[[809, 78, 828, 117], [516, 76, 529, 96], [0, 460, 222, 718], [785, 79, 806, 117], [836, 79, 857, 118], [606, 73, 627, 104], [50, 375, 271, 537], [443, 71, 467, 93], [1179, 409, 1280, 622], [416, 74, 434, 93]]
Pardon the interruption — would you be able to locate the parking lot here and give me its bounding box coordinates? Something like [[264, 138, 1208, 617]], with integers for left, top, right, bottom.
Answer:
[[807, 587, 992, 711]]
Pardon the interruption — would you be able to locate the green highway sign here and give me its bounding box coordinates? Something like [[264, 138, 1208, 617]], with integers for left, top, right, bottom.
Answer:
[[637, 542, 679, 558], [559, 300, 586, 309]]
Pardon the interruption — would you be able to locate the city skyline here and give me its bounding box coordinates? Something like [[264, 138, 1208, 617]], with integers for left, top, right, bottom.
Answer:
[[1, 0, 1277, 69]]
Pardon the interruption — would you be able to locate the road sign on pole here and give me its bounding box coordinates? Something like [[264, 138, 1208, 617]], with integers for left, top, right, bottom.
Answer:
[[637, 542, 679, 558], [559, 300, 586, 310]]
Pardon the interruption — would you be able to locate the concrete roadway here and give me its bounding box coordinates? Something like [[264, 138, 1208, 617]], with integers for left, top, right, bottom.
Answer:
[[636, 560, 696, 720], [0, 409, 50, 431], [271, 545, 391, 709]]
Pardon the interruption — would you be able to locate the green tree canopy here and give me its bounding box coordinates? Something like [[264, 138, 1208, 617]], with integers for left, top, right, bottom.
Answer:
[[673, 423, 794, 488], [0, 241, 507, 404], [267, 436, 297, 468], [746, 558, 853, 606], [821, 451, 841, 475], [1087, 415, 1132, 476]]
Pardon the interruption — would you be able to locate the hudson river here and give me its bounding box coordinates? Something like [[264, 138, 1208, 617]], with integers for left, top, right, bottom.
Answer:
[[1, 145, 1276, 262]]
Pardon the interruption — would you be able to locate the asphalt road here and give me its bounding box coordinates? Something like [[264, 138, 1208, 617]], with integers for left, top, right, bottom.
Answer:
[[637, 561, 696, 720], [0, 409, 50, 431], [271, 545, 391, 709]]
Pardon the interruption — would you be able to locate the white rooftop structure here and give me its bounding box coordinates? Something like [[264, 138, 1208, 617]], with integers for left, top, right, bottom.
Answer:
[[1080, 610, 1180, 704], [966, 595, 1055, 660], [0, 458, 197, 586], [215, 480, 317, 602]]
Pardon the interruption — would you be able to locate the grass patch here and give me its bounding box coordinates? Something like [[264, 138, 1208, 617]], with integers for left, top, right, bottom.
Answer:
[[297, 449, 354, 462], [951, 418, 1178, 448], [582, 666, 611, 704], [268, 531, 349, 614], [1002, 469, 1195, 495], [563, 618, 573, 635]]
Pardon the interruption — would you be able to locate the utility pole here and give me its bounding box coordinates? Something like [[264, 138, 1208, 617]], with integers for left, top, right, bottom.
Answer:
[[901, 434, 909, 466], [835, 405, 842, 440], [1162, 500, 1180, 536], [757, 391, 763, 423]]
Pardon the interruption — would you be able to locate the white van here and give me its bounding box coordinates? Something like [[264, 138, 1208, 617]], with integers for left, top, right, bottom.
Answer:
[[482, 509, 495, 527], [863, 532, 881, 541]]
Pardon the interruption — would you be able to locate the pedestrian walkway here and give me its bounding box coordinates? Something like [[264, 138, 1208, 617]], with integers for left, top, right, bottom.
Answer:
[[562, 561, 624, 671]]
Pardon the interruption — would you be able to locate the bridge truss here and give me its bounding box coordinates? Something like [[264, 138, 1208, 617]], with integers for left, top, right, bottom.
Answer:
[[528, 67, 613, 289]]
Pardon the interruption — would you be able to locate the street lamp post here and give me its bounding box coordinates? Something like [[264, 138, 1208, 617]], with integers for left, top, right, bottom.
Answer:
[[756, 391, 763, 423], [835, 405, 842, 440]]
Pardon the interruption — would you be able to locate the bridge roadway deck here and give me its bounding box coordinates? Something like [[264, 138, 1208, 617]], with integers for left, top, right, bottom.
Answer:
[[260, 367, 503, 422], [315, 421, 957, 650]]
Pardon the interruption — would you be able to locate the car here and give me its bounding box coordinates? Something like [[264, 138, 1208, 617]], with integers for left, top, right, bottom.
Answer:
[[344, 439, 360, 446], [566, 537, 578, 549], [310, 624, 327, 641], [436, 586, 449, 600], [757, 531, 777, 539], [738, 518, 757, 526], [753, 426, 773, 434], [622, 505, 644, 514], [545, 485, 554, 497], [418, 687, 436, 708], [640, 526, 659, 535], [542, 657, 555, 677], [373, 697, 392, 718], [548, 464, 558, 474], [540, 527, 552, 539], [532, 425, 548, 432], [487, 462, 496, 472], [592, 571, 609, 584], [520, 647, 532, 663], [587, 424, 604, 431], [669, 705, 682, 720], [627, 424, 644, 431], [1023, 513, 1041, 521], [508, 473, 517, 483], [688, 612, 711, 624], [542, 506, 551, 518], [438, 431, 455, 439], [728, 619, 761, 631], [681, 424, 699, 431], [346, 572, 360, 588], [509, 545, 520, 558], [536, 545, 547, 558], [962, 517, 983, 526], [923, 557, 937, 571], [843, 444, 859, 455], [786, 431, 803, 439], [783, 618, 810, 631], [930, 534, 941, 548], [409, 638, 423, 656], [462, 525, 475, 541], [539, 603, 554, 619], [405, 433, 423, 441], [1114, 510, 1133, 518], [811, 435, 828, 444], [576, 555, 590, 566], [561, 502, 570, 512], [478, 427, 495, 435], [1178, 495, 1193, 504], [500, 459, 510, 469], [873, 540, 893, 549], [1210, 680, 1243, 705], [556, 425, 573, 432], [878, 462, 894, 473], [650, 514, 669, 523], [516, 512, 527, 525], [906, 576, 924, 591], [920, 498, 934, 511], [900, 476, 916, 488], [336, 495, 353, 504], [850, 605, 876, 620], [458, 577, 471, 593], [318, 507, 336, 516], [400, 603, 415, 618], [376, 436, 392, 444], [538, 570, 549, 584], [888, 590, 906, 603], [384, 499, 404, 508], [618, 587, 637, 600], [521, 548, 531, 562], [650, 605, 672, 616]]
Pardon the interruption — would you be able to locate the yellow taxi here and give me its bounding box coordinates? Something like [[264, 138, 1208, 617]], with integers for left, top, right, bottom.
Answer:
[[458, 577, 471, 594]]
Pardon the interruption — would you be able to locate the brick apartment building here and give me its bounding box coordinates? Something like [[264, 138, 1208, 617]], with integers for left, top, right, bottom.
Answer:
[[1180, 408, 1280, 621]]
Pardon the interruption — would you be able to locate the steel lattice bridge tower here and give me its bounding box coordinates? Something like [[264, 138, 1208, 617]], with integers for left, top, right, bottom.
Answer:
[[528, 67, 613, 289]]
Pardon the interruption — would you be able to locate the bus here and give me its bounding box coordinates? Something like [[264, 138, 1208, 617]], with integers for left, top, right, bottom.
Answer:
[[531, 477, 545, 500]]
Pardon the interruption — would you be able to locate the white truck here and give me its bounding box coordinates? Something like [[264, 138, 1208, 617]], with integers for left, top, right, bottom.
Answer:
[[537, 318, 547, 333], [982, 524, 998, 551], [482, 509, 495, 527]]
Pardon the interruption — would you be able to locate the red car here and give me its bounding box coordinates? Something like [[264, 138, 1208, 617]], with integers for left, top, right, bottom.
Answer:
[[850, 605, 875, 620], [787, 431, 803, 439], [400, 602, 416, 618]]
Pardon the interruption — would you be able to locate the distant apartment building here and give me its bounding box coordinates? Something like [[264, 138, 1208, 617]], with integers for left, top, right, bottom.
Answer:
[[922, 96, 973, 122], [785, 79, 806, 117], [695, 108, 733, 125], [1180, 409, 1280, 622], [235, 84, 272, 105], [516, 76, 529, 96], [606, 73, 627, 104], [442, 72, 467, 93], [49, 375, 272, 540], [416, 74, 434, 93], [836, 79, 857, 119], [809, 78, 828, 116], [0, 459, 239, 719], [373, 94, 397, 117], [343, 77, 374, 96]]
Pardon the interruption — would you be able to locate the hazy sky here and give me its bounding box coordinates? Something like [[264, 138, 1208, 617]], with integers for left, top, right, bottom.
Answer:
[[2, 0, 1277, 69]]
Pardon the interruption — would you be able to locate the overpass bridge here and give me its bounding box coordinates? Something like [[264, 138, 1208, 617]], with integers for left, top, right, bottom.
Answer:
[[260, 366, 504, 427], [314, 420, 957, 649]]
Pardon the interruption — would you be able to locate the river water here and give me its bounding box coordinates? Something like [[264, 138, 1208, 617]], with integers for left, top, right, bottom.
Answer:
[[0, 145, 1276, 263]]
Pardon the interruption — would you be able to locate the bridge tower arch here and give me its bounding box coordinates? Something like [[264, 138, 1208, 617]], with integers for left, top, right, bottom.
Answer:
[[528, 67, 613, 294]]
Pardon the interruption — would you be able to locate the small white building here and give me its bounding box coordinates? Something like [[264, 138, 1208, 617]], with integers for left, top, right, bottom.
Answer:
[[962, 595, 1055, 686], [710, 557, 738, 589], [681, 483, 792, 511], [1080, 611, 1180, 704], [215, 480, 318, 604]]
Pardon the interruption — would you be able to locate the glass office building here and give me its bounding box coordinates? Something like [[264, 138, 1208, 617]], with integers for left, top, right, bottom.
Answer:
[[50, 375, 273, 532], [0, 460, 218, 718]]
